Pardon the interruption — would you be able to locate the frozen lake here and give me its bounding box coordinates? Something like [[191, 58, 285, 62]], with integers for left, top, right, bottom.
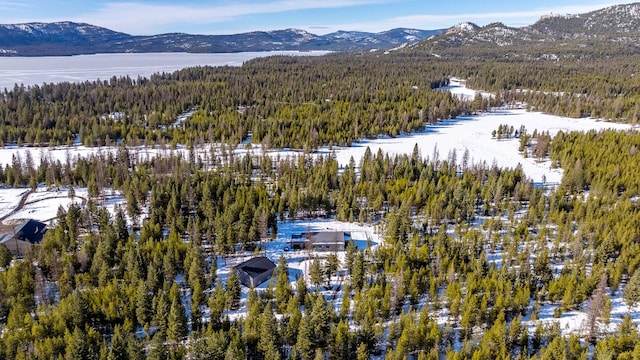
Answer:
[[0, 51, 330, 91]]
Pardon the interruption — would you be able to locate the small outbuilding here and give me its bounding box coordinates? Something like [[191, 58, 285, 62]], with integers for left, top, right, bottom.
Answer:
[[0, 219, 48, 256], [234, 256, 276, 288]]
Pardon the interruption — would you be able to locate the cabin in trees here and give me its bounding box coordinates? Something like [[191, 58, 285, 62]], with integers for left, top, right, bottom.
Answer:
[[234, 256, 276, 288], [290, 231, 351, 252], [0, 219, 47, 256]]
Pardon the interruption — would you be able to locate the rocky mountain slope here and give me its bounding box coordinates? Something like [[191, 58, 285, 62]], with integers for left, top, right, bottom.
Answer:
[[410, 2, 640, 59]]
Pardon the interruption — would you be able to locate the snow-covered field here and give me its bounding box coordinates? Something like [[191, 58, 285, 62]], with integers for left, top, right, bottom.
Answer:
[[7, 196, 76, 223], [0, 186, 123, 225], [0, 107, 631, 186], [441, 77, 493, 101], [326, 108, 630, 184], [0, 187, 29, 219]]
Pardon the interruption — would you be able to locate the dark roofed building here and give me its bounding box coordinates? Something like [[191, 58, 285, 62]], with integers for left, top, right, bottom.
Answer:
[[234, 256, 276, 288], [0, 219, 48, 256]]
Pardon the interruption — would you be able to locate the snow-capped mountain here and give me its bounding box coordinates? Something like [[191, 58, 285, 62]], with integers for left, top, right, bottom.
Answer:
[[530, 2, 640, 37], [413, 2, 640, 58], [0, 22, 443, 56]]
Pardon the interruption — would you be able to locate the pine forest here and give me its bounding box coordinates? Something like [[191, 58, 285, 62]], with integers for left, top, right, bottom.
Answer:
[[1, 19, 640, 360]]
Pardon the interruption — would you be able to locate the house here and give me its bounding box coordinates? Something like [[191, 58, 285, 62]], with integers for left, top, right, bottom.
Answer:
[[234, 256, 276, 288], [0, 219, 48, 256], [290, 231, 351, 252]]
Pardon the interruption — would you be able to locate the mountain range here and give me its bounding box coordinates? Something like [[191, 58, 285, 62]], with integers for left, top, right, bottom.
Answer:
[[0, 22, 441, 56], [410, 2, 640, 58], [0, 2, 639, 57]]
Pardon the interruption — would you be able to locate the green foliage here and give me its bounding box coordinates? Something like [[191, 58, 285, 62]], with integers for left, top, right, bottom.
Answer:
[[309, 256, 324, 291], [4, 48, 640, 360], [274, 255, 293, 313], [623, 268, 640, 310], [167, 283, 188, 343], [0, 243, 11, 268], [226, 270, 241, 310]]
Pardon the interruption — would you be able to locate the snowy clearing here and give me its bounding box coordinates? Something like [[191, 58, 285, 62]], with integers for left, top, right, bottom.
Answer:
[[0, 186, 126, 225], [0, 187, 29, 219]]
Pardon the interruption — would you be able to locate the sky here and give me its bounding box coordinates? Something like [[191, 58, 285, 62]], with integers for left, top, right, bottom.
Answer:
[[0, 0, 624, 35]]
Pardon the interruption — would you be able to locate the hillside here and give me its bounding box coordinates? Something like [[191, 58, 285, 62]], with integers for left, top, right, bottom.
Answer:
[[409, 2, 640, 59]]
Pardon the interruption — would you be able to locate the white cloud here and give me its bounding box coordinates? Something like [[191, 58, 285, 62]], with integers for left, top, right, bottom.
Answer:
[[297, 2, 620, 33], [70, 0, 392, 34], [0, 1, 30, 5], [0, 1, 621, 35], [0, 1, 31, 11]]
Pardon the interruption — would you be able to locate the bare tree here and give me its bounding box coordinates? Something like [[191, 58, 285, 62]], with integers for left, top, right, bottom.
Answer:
[[586, 273, 608, 342]]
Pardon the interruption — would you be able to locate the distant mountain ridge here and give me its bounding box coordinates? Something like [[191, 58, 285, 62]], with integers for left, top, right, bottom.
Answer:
[[4, 3, 639, 57], [412, 2, 640, 58], [0, 22, 442, 56]]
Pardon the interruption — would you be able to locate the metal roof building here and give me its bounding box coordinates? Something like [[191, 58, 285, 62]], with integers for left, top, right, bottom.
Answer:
[[0, 219, 48, 256], [234, 256, 276, 288]]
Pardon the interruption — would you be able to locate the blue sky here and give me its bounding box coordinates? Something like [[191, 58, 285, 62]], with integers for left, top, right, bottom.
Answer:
[[0, 0, 622, 35]]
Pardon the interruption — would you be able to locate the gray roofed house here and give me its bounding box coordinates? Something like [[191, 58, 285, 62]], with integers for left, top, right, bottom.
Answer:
[[234, 256, 276, 288], [291, 231, 350, 252], [0, 219, 48, 256]]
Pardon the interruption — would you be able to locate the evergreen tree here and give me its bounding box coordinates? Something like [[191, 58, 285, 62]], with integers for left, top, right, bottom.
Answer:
[[310, 295, 331, 348], [209, 278, 227, 327], [167, 285, 188, 343], [148, 334, 169, 360], [351, 253, 365, 291], [127, 337, 145, 360], [623, 268, 640, 311], [0, 243, 11, 268], [108, 325, 129, 360], [331, 320, 352, 360], [275, 255, 293, 313], [154, 291, 170, 340], [296, 275, 308, 304], [309, 256, 324, 291], [226, 270, 241, 309], [356, 343, 369, 360], [135, 281, 152, 329], [258, 302, 281, 360], [296, 316, 316, 360], [325, 253, 339, 287], [65, 327, 90, 360]]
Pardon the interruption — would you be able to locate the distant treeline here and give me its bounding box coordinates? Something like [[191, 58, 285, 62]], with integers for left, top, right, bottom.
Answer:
[[2, 50, 638, 150], [0, 54, 468, 149]]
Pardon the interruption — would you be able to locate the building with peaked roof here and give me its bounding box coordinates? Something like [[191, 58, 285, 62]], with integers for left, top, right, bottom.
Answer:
[[0, 219, 47, 256], [290, 231, 351, 252], [234, 256, 276, 288]]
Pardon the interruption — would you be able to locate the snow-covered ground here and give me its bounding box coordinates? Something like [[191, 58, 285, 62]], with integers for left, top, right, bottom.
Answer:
[[219, 218, 380, 283], [441, 77, 493, 101], [525, 285, 640, 338], [0, 186, 124, 225], [207, 218, 381, 322], [280, 108, 629, 184], [7, 196, 77, 223], [0, 187, 29, 219]]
